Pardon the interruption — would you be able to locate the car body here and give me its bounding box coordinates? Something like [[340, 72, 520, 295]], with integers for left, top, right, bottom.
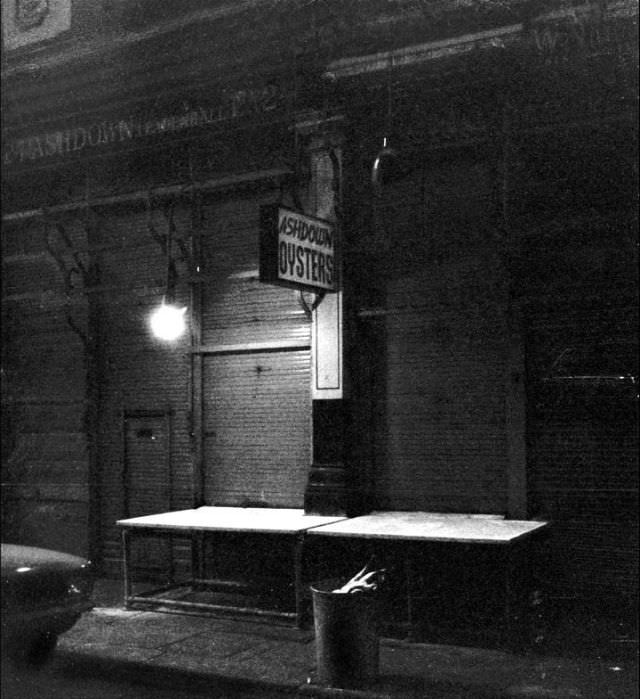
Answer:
[[1, 543, 94, 665]]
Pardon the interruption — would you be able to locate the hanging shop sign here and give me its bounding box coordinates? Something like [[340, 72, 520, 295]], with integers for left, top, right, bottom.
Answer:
[[260, 205, 338, 293]]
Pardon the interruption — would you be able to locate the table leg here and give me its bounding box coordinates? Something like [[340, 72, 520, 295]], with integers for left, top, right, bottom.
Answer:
[[294, 533, 305, 628], [198, 531, 205, 581], [504, 546, 514, 648], [190, 530, 205, 586], [121, 528, 131, 607], [405, 550, 416, 641]]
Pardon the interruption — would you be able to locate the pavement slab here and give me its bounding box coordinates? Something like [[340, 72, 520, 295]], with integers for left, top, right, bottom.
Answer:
[[50, 579, 638, 699]]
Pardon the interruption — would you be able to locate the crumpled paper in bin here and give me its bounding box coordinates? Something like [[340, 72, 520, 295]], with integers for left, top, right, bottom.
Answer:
[[332, 563, 385, 594]]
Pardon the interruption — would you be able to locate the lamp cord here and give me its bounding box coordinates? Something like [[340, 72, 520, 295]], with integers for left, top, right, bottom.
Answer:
[[165, 205, 174, 303]]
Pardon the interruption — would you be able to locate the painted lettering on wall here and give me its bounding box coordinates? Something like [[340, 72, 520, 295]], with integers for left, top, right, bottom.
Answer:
[[530, 4, 630, 64], [3, 84, 283, 166], [260, 205, 338, 293]]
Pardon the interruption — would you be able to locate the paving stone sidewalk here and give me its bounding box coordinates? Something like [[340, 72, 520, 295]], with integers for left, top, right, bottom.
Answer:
[[55, 580, 638, 698]]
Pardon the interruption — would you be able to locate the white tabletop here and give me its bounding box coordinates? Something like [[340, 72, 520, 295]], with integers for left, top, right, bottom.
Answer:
[[308, 511, 549, 544], [116, 506, 347, 534]]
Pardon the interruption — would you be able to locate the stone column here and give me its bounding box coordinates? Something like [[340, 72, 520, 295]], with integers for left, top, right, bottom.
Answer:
[[296, 112, 352, 516]]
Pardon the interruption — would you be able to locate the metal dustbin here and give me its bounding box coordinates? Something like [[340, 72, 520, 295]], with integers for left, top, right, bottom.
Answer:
[[311, 579, 379, 688]]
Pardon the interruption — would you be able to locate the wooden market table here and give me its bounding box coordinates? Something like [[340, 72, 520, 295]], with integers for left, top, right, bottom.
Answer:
[[116, 506, 346, 626], [307, 511, 550, 644]]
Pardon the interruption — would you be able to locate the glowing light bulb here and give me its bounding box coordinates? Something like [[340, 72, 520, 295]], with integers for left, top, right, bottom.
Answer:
[[149, 302, 187, 341]]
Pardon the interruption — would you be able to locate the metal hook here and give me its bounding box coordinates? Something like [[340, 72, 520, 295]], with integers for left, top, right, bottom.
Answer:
[[297, 290, 326, 317]]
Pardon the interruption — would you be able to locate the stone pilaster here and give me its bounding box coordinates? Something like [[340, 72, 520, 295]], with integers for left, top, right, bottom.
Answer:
[[294, 111, 352, 516]]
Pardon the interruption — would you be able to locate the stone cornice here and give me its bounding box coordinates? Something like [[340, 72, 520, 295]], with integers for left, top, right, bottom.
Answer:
[[1, 2, 251, 78], [324, 0, 637, 79]]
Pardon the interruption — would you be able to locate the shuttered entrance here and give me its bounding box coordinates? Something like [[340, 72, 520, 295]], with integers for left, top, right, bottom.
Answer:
[[199, 190, 312, 507], [522, 220, 639, 598], [123, 410, 172, 579], [355, 155, 510, 514], [202, 351, 311, 505]]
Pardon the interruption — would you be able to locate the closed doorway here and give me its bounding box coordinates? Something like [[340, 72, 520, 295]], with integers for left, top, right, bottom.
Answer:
[[123, 410, 172, 580]]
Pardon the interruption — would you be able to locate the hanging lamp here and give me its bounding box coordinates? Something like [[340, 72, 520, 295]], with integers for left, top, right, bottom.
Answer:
[[149, 204, 187, 341]]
